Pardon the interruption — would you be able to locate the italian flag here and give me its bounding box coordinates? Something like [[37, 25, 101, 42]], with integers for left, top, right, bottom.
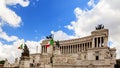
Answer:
[[46, 39, 54, 48], [18, 44, 23, 49]]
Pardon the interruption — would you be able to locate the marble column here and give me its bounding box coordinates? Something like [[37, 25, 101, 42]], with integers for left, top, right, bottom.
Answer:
[[67, 46, 69, 54], [66, 46, 68, 54], [68, 46, 70, 54], [42, 46, 43, 53], [70, 45, 71, 54], [83, 43, 84, 51], [76, 45, 77, 53], [77, 44, 79, 53], [87, 42, 89, 48], [69, 45, 71, 54], [79, 44, 81, 52], [60, 46, 62, 54], [67, 46, 68, 54], [81, 44, 83, 51], [75, 45, 77, 53], [92, 37, 95, 48], [64, 46, 66, 54], [84, 43, 85, 51], [72, 45, 73, 53], [99, 37, 100, 47], [86, 43, 88, 50], [101, 37, 104, 47], [63, 46, 64, 54], [62, 46, 63, 54], [74, 45, 76, 53], [71, 45, 72, 53], [73, 45, 74, 53], [84, 43, 85, 50], [77, 44, 79, 52], [100, 37, 101, 47], [44, 46, 46, 53], [45, 46, 47, 53], [80, 44, 82, 51], [71, 45, 73, 53], [104, 36, 108, 47], [65, 46, 66, 54], [42, 46, 44, 53], [61, 46, 62, 54], [96, 38, 98, 47], [66, 46, 67, 54]]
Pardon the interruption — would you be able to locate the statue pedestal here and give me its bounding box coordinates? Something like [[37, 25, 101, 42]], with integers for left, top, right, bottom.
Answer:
[[19, 44, 30, 68], [19, 56, 30, 68]]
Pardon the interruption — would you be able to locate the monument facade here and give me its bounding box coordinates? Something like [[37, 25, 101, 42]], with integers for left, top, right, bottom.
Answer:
[[40, 24, 116, 68]]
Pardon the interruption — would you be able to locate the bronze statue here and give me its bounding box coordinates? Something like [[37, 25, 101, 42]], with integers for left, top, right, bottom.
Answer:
[[46, 34, 53, 39], [55, 40, 60, 48], [22, 44, 29, 57], [95, 24, 104, 30]]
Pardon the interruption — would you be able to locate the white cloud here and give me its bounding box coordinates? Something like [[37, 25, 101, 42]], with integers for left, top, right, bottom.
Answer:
[[0, 0, 29, 27], [0, 39, 42, 63], [0, 28, 18, 42], [0, 40, 22, 63], [65, 0, 120, 58], [26, 40, 43, 54], [51, 30, 77, 41], [6, 0, 30, 7]]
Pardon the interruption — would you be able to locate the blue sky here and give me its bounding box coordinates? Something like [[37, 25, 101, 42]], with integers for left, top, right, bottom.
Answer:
[[2, 0, 93, 41]]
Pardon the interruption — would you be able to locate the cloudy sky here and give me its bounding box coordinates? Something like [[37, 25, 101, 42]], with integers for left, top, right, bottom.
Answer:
[[0, 0, 120, 63]]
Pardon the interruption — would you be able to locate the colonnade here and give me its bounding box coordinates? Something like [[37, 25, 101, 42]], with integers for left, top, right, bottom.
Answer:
[[42, 46, 47, 53], [60, 42, 92, 54], [42, 37, 104, 54], [94, 37, 104, 48]]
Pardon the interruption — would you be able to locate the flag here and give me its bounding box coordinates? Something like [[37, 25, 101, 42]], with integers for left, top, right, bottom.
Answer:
[[18, 44, 23, 49], [46, 39, 54, 48]]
